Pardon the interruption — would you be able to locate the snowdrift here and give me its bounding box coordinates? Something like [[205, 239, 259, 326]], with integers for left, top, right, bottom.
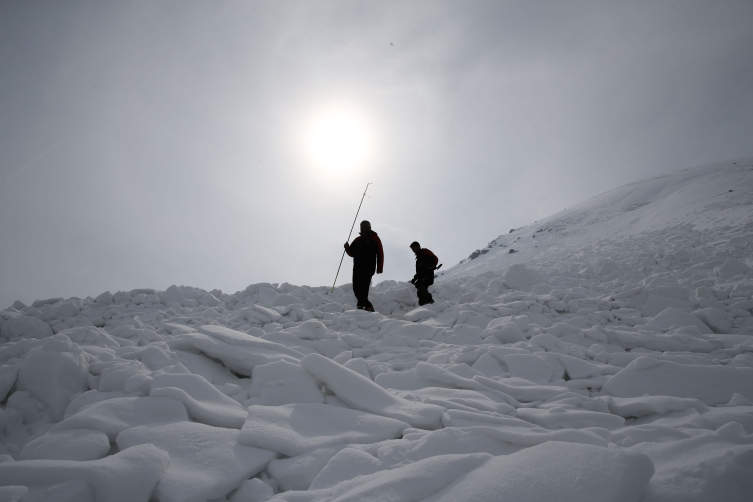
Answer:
[[1, 158, 752, 501]]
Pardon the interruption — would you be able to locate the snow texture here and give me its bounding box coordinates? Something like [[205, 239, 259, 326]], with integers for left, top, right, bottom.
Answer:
[[117, 422, 275, 502], [1, 158, 753, 500]]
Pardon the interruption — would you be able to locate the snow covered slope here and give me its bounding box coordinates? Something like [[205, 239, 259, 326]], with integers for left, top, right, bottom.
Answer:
[[443, 157, 753, 281], [1, 158, 752, 502]]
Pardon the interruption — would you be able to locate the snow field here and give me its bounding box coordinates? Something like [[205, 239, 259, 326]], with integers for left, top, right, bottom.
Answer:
[[0, 158, 752, 501]]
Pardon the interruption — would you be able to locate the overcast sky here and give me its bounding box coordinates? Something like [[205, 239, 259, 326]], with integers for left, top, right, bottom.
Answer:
[[1, 0, 752, 307]]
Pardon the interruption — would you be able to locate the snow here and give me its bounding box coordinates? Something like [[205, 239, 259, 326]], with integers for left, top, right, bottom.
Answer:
[[228, 478, 275, 502], [642, 307, 713, 334], [421, 441, 655, 502], [238, 403, 409, 457], [51, 396, 189, 440], [0, 444, 168, 502], [601, 357, 753, 405], [16, 349, 89, 421], [270, 452, 491, 502], [248, 360, 324, 406], [0, 317, 53, 340], [1, 158, 753, 500], [117, 422, 275, 502], [300, 353, 445, 429], [631, 422, 753, 501], [150, 372, 248, 428], [20, 429, 110, 461]]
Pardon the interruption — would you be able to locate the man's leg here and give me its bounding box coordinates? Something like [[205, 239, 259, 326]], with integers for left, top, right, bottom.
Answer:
[[362, 274, 374, 311], [416, 275, 434, 305], [352, 272, 373, 309], [352, 272, 366, 308]]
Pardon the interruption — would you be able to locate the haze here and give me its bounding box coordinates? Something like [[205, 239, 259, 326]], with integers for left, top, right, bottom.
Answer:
[[1, 0, 752, 308]]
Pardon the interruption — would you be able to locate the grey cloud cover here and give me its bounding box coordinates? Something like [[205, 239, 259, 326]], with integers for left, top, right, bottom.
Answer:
[[1, 0, 752, 307]]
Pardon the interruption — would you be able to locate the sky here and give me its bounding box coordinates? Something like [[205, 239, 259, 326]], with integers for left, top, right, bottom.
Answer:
[[1, 0, 752, 308]]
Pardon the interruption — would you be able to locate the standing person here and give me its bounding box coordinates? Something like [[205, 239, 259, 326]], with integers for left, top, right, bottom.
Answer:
[[344, 220, 384, 312], [410, 241, 439, 306]]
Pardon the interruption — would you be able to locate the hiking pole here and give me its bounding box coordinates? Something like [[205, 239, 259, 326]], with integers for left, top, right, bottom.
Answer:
[[331, 183, 372, 293]]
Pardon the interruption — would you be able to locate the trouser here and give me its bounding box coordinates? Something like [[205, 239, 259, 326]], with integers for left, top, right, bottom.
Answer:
[[352, 272, 374, 309], [414, 273, 434, 306]]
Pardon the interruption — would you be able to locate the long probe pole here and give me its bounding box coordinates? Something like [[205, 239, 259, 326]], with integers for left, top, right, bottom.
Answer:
[[331, 183, 372, 293]]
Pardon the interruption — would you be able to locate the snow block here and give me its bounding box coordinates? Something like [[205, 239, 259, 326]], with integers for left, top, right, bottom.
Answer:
[[390, 323, 439, 340], [248, 360, 324, 406], [471, 354, 507, 378], [487, 315, 530, 333], [693, 307, 732, 333], [597, 395, 708, 418], [488, 324, 527, 344], [40, 301, 82, 322], [52, 396, 189, 440], [271, 442, 653, 502], [502, 354, 553, 384], [504, 264, 538, 289], [717, 257, 751, 279], [228, 478, 275, 502], [166, 327, 302, 376], [241, 304, 282, 324], [0, 487, 26, 502], [0, 444, 169, 502], [602, 357, 753, 405], [0, 366, 18, 403], [404, 307, 436, 322], [309, 448, 382, 490], [632, 422, 753, 502], [374, 427, 523, 470], [516, 407, 625, 430], [98, 360, 150, 393], [643, 307, 713, 334], [94, 291, 114, 305], [300, 353, 445, 429], [0, 316, 53, 339], [267, 446, 347, 491], [458, 423, 609, 447], [117, 422, 275, 502], [57, 326, 121, 349], [641, 296, 691, 317], [20, 429, 110, 461], [16, 350, 89, 421], [31, 298, 63, 309], [269, 453, 491, 502], [604, 328, 715, 353], [425, 441, 654, 502], [238, 403, 409, 457], [150, 372, 248, 429]]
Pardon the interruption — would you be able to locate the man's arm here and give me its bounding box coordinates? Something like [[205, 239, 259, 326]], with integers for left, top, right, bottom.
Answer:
[[374, 235, 384, 273], [345, 237, 358, 257]]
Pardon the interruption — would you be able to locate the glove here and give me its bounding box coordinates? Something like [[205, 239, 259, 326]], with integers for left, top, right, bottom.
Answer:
[[410, 278, 416, 285]]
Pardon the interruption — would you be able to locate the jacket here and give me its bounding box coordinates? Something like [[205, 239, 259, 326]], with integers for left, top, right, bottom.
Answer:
[[415, 248, 439, 275], [346, 230, 384, 275]]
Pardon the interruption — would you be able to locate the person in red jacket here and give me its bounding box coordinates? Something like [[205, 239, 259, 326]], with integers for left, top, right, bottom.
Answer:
[[344, 220, 384, 312], [410, 241, 438, 306]]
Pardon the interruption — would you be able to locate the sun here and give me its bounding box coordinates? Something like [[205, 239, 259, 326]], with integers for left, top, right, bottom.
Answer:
[[302, 106, 374, 172]]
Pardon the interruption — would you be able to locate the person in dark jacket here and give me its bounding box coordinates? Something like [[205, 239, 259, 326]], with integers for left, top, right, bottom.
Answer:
[[344, 220, 384, 312], [410, 241, 438, 306]]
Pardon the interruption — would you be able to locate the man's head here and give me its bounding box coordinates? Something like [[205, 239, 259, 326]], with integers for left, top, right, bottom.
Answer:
[[360, 220, 371, 233], [410, 241, 421, 254]]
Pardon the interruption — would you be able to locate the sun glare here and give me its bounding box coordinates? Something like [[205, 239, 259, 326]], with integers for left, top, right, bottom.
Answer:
[[302, 106, 374, 172]]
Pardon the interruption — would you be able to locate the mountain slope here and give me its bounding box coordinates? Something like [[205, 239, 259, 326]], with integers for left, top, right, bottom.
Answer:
[[442, 157, 753, 282]]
